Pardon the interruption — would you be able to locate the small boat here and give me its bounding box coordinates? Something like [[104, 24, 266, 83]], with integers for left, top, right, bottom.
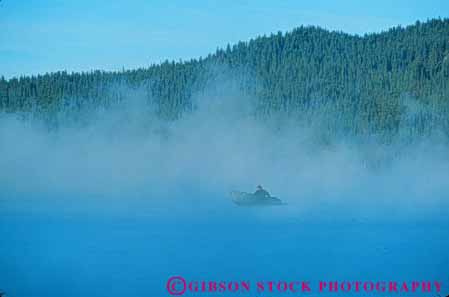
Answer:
[[230, 191, 286, 206]]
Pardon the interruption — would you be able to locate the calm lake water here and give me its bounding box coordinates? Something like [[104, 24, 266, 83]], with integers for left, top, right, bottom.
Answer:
[[1, 192, 448, 297]]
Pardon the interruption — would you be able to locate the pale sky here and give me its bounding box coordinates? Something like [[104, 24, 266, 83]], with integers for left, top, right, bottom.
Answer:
[[1, 0, 448, 78]]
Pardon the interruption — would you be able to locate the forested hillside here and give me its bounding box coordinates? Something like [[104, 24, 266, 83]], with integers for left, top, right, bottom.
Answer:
[[1, 19, 449, 140]]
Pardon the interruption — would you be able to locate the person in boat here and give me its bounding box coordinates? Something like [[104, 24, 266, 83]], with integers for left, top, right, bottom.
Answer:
[[254, 185, 270, 198]]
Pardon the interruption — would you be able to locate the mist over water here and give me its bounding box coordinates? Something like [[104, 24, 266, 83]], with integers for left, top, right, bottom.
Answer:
[[0, 81, 448, 297], [1, 81, 448, 220]]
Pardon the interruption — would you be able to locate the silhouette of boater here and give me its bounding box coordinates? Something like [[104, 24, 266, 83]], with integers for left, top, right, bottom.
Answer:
[[254, 185, 270, 198], [230, 185, 284, 206]]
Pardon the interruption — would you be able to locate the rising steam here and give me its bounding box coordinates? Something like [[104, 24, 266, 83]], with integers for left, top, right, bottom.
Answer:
[[0, 77, 448, 221]]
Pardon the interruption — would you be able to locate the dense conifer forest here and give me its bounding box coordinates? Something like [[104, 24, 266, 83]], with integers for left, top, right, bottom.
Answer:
[[1, 19, 449, 141]]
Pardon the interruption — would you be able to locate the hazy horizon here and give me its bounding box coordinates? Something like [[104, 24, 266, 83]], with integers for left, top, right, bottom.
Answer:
[[1, 77, 448, 222]]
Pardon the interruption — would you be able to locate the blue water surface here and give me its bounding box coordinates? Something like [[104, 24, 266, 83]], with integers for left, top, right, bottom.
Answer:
[[0, 191, 448, 297]]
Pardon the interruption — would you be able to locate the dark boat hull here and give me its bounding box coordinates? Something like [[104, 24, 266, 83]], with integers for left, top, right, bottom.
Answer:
[[230, 191, 285, 206]]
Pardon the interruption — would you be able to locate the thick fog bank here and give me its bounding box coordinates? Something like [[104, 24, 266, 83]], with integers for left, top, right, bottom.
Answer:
[[0, 85, 448, 221]]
